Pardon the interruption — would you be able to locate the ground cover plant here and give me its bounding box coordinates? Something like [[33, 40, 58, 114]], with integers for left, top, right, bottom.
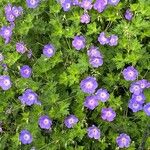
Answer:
[[0, 0, 150, 149]]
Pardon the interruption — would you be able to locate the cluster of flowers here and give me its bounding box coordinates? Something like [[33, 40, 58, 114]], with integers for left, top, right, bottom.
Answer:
[[87, 46, 103, 68], [122, 66, 150, 116], [19, 113, 131, 148], [72, 33, 118, 68], [0, 42, 56, 91], [59, 0, 133, 25], [79, 76, 132, 148], [59, 0, 120, 12], [98, 32, 118, 46], [0, 4, 23, 44], [80, 76, 116, 120]]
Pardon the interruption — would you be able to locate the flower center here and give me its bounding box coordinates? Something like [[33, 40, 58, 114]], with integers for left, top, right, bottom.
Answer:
[[4, 29, 10, 36], [77, 40, 83, 46], [4, 79, 10, 86], [47, 48, 53, 54], [89, 99, 94, 105], [100, 92, 106, 98], [121, 137, 126, 144], [136, 96, 142, 101], [28, 94, 35, 100], [43, 119, 49, 125], [84, 1, 90, 7], [30, 0, 36, 5], [66, 3, 71, 9], [24, 69, 29, 74], [133, 103, 139, 108], [128, 71, 134, 77], [69, 118, 74, 124], [86, 82, 93, 89], [24, 134, 30, 141], [106, 111, 112, 117]]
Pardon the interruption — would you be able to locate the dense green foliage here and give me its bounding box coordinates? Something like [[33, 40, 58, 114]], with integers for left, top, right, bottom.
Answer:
[[0, 0, 150, 149]]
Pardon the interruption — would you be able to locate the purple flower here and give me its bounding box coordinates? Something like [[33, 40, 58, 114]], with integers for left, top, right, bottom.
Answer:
[[116, 133, 131, 148], [5, 13, 15, 22], [87, 125, 101, 140], [101, 107, 116, 122], [18, 89, 41, 106], [84, 95, 99, 110], [61, 0, 72, 11], [43, 44, 55, 58], [72, 0, 79, 5], [26, 0, 40, 8], [0, 53, 4, 62], [0, 26, 12, 44], [72, 35, 86, 50], [122, 66, 138, 81], [80, 13, 90, 24], [89, 57, 103, 68], [19, 130, 32, 145], [4, 3, 12, 14], [64, 115, 78, 128], [87, 46, 103, 58], [80, 76, 98, 94], [125, 9, 133, 21], [20, 65, 32, 78], [95, 88, 109, 102], [0, 75, 12, 90], [136, 79, 148, 89], [80, 0, 93, 10], [108, 0, 120, 6], [12, 6, 23, 18], [129, 83, 142, 95], [108, 35, 118, 46], [131, 93, 145, 104], [38, 115, 52, 129], [16, 42, 26, 54], [143, 103, 150, 116], [93, 0, 108, 13], [98, 32, 109, 45], [128, 99, 143, 112]]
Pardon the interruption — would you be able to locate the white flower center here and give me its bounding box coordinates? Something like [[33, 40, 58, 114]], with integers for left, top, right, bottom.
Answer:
[[133, 103, 139, 108], [89, 99, 94, 105], [121, 137, 126, 144], [84, 1, 90, 7], [4, 79, 10, 86], [85, 82, 93, 89], [24, 69, 29, 74], [30, 0, 36, 5], [136, 96, 142, 101], [24, 134, 30, 141], [28, 94, 35, 100], [69, 118, 74, 124], [100, 92, 106, 98], [66, 3, 71, 9], [134, 86, 139, 91], [128, 71, 134, 77], [4, 29, 10, 36], [47, 48, 53, 54], [77, 40, 83, 46], [93, 58, 99, 63], [43, 119, 49, 125], [106, 111, 112, 117]]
